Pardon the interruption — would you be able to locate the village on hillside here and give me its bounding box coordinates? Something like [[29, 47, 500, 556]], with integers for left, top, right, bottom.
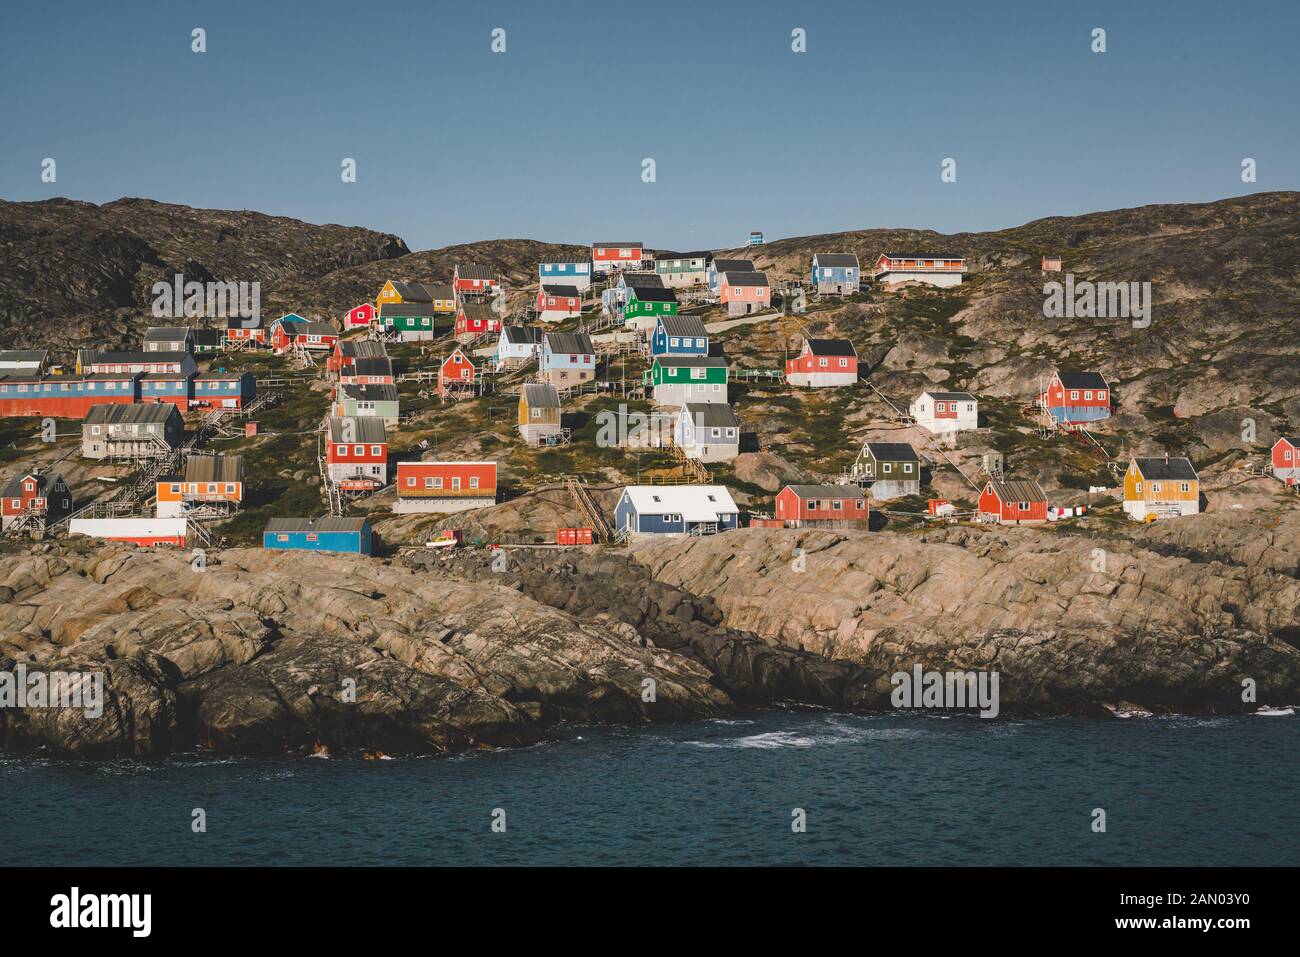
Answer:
[[2, 240, 1298, 556]]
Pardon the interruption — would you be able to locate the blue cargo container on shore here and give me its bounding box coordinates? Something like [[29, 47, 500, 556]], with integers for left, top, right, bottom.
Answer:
[[263, 516, 372, 555]]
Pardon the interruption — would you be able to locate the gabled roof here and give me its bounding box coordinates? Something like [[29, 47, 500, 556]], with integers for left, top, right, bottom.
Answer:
[[882, 252, 966, 261], [349, 357, 393, 377], [804, 338, 857, 357], [387, 281, 436, 302], [83, 402, 178, 426], [184, 454, 243, 484], [865, 442, 920, 463], [920, 390, 976, 402], [813, 253, 860, 268], [327, 416, 386, 444], [143, 327, 194, 343], [987, 479, 1047, 503], [339, 340, 389, 359], [459, 302, 498, 322], [2, 471, 66, 498], [89, 351, 178, 364], [380, 302, 440, 317], [655, 250, 711, 262], [1275, 436, 1300, 448], [784, 484, 865, 500], [621, 273, 664, 289], [711, 258, 754, 273], [1131, 456, 1198, 482], [539, 254, 591, 264], [522, 382, 561, 409], [441, 348, 475, 368], [722, 270, 769, 287], [593, 241, 642, 249], [265, 516, 369, 533], [1056, 371, 1109, 390], [659, 315, 708, 338], [683, 403, 739, 429], [280, 319, 337, 336], [340, 383, 399, 402], [540, 284, 581, 298], [631, 285, 679, 303], [620, 484, 738, 520], [544, 332, 595, 355], [502, 326, 545, 346], [653, 355, 727, 369], [0, 349, 48, 364], [455, 264, 499, 282]]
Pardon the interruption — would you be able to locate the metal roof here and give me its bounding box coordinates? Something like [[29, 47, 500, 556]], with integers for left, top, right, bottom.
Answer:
[[683, 403, 739, 428], [620, 485, 738, 521], [455, 264, 499, 281], [540, 284, 582, 298], [711, 258, 754, 272], [349, 357, 393, 377], [83, 403, 178, 425], [620, 273, 664, 289], [340, 383, 399, 401], [987, 479, 1047, 503], [265, 516, 370, 533], [502, 326, 545, 345], [544, 332, 595, 354], [654, 355, 727, 368], [522, 382, 560, 409], [785, 484, 866, 499], [184, 454, 244, 484], [2, 471, 66, 498], [659, 315, 708, 338], [340, 340, 389, 358], [721, 270, 769, 287], [631, 285, 679, 303], [327, 416, 387, 443], [379, 302, 440, 317], [814, 253, 860, 267], [921, 390, 976, 402]]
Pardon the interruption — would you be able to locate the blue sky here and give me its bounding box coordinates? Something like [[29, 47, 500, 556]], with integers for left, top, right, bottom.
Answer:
[[2, 0, 1296, 250]]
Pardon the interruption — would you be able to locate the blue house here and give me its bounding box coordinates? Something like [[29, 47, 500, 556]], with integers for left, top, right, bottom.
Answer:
[[811, 253, 861, 296], [140, 372, 194, 407], [614, 485, 739, 538], [707, 258, 755, 294], [263, 516, 373, 555], [651, 315, 709, 358], [540, 331, 596, 391], [538, 257, 592, 292]]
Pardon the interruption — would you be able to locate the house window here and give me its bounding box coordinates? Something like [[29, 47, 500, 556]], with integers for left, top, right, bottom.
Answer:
[[452, 477, 461, 490], [819, 358, 828, 367], [407, 477, 416, 487], [1135, 481, 1142, 493], [833, 500, 842, 510], [353, 445, 364, 455], [277, 534, 289, 542], [424, 477, 435, 489], [856, 500, 865, 509], [370, 445, 381, 456], [1084, 390, 1093, 400], [808, 500, 819, 510], [1098, 390, 1107, 401], [1152, 483, 1162, 493], [1018, 501, 1029, 511], [882, 463, 892, 474], [1181, 482, 1190, 492], [1069, 391, 1079, 400], [903, 463, 913, 474], [838, 358, 847, 367], [469, 477, 479, 489]]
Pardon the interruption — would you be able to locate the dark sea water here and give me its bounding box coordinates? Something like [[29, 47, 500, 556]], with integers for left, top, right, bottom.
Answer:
[[2, 709, 1297, 866]]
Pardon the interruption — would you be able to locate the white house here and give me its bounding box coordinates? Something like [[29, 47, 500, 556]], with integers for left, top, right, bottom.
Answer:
[[910, 390, 978, 434], [494, 326, 544, 371], [674, 403, 740, 463]]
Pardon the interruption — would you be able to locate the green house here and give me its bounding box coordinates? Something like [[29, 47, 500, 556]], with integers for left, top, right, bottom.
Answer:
[[378, 302, 439, 341], [623, 286, 679, 330], [643, 356, 728, 406]]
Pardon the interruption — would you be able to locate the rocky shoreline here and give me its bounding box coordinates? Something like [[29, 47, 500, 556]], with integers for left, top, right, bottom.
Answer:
[[2, 510, 1297, 759]]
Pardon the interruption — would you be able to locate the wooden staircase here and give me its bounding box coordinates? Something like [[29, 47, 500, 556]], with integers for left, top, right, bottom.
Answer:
[[564, 477, 613, 543]]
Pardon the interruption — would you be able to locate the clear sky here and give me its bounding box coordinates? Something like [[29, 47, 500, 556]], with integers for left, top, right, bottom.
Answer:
[[2, 0, 1296, 251]]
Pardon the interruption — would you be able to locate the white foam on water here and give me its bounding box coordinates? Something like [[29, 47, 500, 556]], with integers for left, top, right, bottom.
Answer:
[[1253, 706, 1295, 716]]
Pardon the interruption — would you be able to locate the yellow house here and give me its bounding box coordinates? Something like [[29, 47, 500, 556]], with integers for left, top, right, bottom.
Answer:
[[377, 281, 456, 314], [1123, 454, 1199, 521], [518, 382, 562, 444]]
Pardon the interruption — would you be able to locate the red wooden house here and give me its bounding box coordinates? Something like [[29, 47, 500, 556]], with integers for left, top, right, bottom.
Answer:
[[270, 316, 339, 354], [325, 416, 388, 491], [1038, 370, 1111, 426], [978, 479, 1048, 525], [785, 338, 858, 387], [394, 460, 498, 513], [591, 242, 643, 272], [536, 285, 582, 321], [1, 471, 74, 532], [224, 316, 268, 346], [338, 356, 394, 387], [345, 303, 376, 329], [327, 339, 388, 374], [1271, 436, 1300, 485], [455, 302, 501, 343], [774, 485, 869, 528], [452, 264, 500, 297], [438, 348, 477, 398]]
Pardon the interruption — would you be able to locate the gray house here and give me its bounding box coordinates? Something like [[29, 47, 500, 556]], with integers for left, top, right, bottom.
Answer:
[[518, 382, 563, 444], [82, 402, 185, 460], [674, 402, 741, 463]]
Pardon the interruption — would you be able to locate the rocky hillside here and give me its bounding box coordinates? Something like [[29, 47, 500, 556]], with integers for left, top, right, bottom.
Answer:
[[0, 197, 408, 352]]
